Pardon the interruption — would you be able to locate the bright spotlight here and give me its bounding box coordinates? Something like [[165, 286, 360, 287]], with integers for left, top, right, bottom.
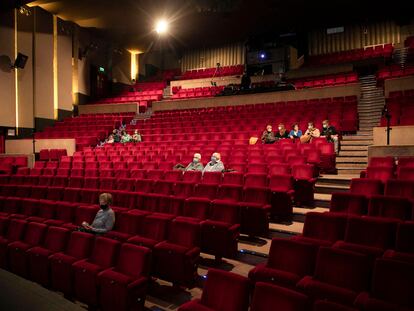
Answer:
[[155, 20, 169, 34]]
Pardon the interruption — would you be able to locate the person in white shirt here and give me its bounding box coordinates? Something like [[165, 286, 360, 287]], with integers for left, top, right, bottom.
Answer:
[[203, 152, 224, 173]]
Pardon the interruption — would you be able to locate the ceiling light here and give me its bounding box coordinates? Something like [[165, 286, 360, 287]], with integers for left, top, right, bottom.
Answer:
[[155, 19, 169, 34]]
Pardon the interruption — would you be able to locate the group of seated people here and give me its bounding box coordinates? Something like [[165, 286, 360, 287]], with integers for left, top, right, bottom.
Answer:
[[174, 152, 225, 173], [100, 128, 142, 146], [261, 119, 339, 153]]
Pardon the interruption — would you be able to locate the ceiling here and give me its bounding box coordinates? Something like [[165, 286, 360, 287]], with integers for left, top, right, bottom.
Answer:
[[10, 0, 412, 51]]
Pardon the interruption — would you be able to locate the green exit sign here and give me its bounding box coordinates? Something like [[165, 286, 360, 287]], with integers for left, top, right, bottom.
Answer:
[[99, 67, 105, 73]]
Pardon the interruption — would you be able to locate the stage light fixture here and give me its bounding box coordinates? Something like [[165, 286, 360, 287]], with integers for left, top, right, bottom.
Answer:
[[155, 19, 169, 34]]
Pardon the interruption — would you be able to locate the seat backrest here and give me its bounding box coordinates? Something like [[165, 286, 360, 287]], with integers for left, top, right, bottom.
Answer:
[[216, 185, 242, 201], [210, 201, 239, 224], [23, 222, 47, 246], [344, 216, 398, 249], [315, 247, 371, 291], [385, 180, 414, 199], [43, 226, 69, 252], [201, 268, 250, 311], [115, 243, 151, 278], [152, 180, 173, 195], [368, 195, 412, 220], [395, 222, 414, 253], [269, 174, 293, 192], [242, 187, 269, 204], [397, 167, 414, 180], [222, 172, 244, 185], [168, 219, 200, 248], [366, 167, 394, 183], [371, 258, 414, 307], [267, 238, 318, 277], [369, 157, 395, 168], [201, 172, 222, 184], [350, 178, 383, 197], [291, 164, 314, 180], [66, 231, 94, 259], [164, 170, 183, 182], [250, 282, 309, 311], [6, 219, 27, 241], [302, 212, 347, 242], [140, 214, 170, 241], [330, 192, 367, 215], [89, 237, 120, 268], [244, 173, 268, 187], [183, 198, 211, 220], [55, 202, 76, 222]]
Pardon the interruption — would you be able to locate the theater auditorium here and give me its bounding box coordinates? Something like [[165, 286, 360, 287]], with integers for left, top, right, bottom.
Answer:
[[0, 0, 414, 310]]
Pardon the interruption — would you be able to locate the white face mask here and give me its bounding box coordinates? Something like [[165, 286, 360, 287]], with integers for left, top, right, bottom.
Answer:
[[193, 158, 199, 163], [278, 127, 282, 131], [308, 125, 312, 129], [323, 124, 328, 128]]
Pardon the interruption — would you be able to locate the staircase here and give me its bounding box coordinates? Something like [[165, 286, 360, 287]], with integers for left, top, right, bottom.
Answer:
[[393, 47, 409, 68], [335, 74, 385, 175]]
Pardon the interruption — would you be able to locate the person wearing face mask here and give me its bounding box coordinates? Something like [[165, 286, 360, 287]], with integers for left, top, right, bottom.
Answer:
[[184, 153, 204, 171], [261, 125, 276, 144], [301, 122, 320, 143], [203, 152, 225, 173], [275, 123, 290, 139], [81, 193, 115, 234], [289, 123, 303, 140], [321, 119, 339, 153]]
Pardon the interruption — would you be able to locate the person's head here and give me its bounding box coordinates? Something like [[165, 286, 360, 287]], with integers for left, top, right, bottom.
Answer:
[[322, 120, 330, 129], [112, 129, 117, 134], [108, 134, 113, 139], [211, 152, 221, 163], [266, 125, 273, 132], [134, 129, 138, 134], [99, 193, 113, 209], [278, 123, 285, 131], [308, 122, 314, 129], [292, 123, 299, 131], [193, 153, 201, 163]]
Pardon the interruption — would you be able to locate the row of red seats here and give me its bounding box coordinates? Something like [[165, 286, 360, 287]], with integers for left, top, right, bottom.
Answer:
[[291, 72, 358, 89], [180, 267, 376, 311], [0, 197, 234, 276], [360, 156, 414, 181], [308, 43, 394, 66], [380, 90, 414, 126], [377, 64, 414, 81], [171, 86, 225, 100], [130, 81, 166, 90], [180, 64, 244, 80], [0, 220, 151, 310], [39, 149, 67, 161], [0, 156, 28, 174]]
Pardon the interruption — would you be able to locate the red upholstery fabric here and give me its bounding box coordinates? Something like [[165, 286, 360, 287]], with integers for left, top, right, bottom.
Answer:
[[368, 195, 412, 220], [330, 192, 367, 215], [0, 219, 27, 268]]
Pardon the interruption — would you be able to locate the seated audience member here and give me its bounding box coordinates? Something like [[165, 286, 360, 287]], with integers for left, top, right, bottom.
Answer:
[[106, 134, 115, 144], [321, 119, 339, 153], [174, 153, 204, 172], [81, 193, 115, 234], [301, 122, 320, 143], [275, 123, 289, 139], [203, 152, 225, 173], [261, 125, 276, 144], [121, 131, 132, 143], [289, 123, 302, 140], [132, 130, 142, 142], [113, 129, 121, 143]]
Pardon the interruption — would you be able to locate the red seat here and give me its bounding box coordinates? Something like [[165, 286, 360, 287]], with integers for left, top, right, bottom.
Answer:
[[181, 197, 211, 221], [153, 218, 200, 287], [297, 247, 371, 306], [293, 212, 348, 246], [330, 192, 368, 215], [366, 167, 394, 183], [383, 222, 414, 263], [350, 178, 383, 197], [397, 167, 414, 180], [178, 268, 250, 311], [269, 174, 294, 221], [27, 226, 70, 286], [44, 202, 76, 227], [105, 210, 148, 242], [72, 237, 121, 306], [7, 222, 47, 277], [249, 238, 318, 288], [201, 200, 240, 259], [244, 173, 268, 187], [216, 184, 243, 202], [222, 172, 244, 185], [0, 219, 27, 268], [97, 243, 151, 311], [251, 282, 310, 311], [333, 216, 398, 259], [313, 300, 359, 311], [201, 172, 222, 185], [355, 258, 414, 310], [292, 164, 316, 206], [368, 195, 412, 220]]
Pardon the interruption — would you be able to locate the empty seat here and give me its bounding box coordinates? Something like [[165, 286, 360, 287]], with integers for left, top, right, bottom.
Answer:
[[153, 218, 200, 287], [368, 195, 412, 220], [178, 268, 250, 311], [249, 238, 318, 288], [385, 179, 414, 199], [181, 197, 211, 221], [250, 282, 310, 311], [72, 237, 121, 306], [313, 300, 359, 311], [0, 219, 27, 268], [97, 243, 151, 311], [330, 192, 368, 215], [333, 216, 398, 259], [105, 210, 148, 242], [269, 174, 294, 221], [7, 222, 47, 277], [366, 167, 394, 183], [292, 164, 316, 206], [293, 212, 348, 246], [350, 178, 383, 197], [297, 247, 371, 305], [355, 258, 414, 310], [27, 226, 70, 286]]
